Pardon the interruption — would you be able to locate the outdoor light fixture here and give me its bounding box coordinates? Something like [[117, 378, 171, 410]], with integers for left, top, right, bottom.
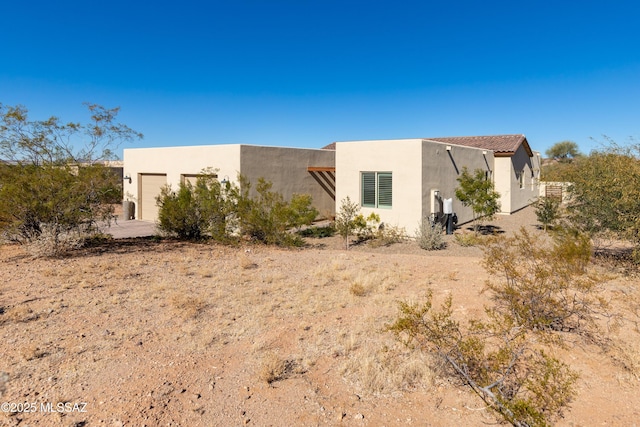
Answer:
[[482, 150, 487, 155], [434, 190, 440, 197], [123, 175, 132, 184], [446, 146, 452, 151]]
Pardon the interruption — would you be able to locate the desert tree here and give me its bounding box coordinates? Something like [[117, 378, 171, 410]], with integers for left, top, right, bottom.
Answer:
[[545, 140, 581, 163], [534, 196, 562, 231], [455, 167, 501, 233], [334, 196, 360, 250], [0, 102, 143, 254], [562, 140, 640, 261]]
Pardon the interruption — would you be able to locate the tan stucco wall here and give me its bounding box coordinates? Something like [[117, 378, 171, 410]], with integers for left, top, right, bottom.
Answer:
[[239, 146, 335, 217], [335, 139, 491, 236], [123, 144, 335, 221], [335, 139, 423, 234], [124, 145, 242, 220], [495, 146, 540, 214], [422, 140, 494, 226]]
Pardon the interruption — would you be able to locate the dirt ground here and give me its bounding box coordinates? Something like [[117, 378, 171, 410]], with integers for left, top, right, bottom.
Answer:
[[1, 206, 639, 426]]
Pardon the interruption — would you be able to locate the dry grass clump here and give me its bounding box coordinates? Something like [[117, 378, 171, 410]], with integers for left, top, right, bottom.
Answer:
[[349, 282, 368, 297], [4, 305, 39, 324], [610, 341, 640, 381], [21, 344, 48, 361], [238, 252, 258, 270], [454, 231, 483, 247], [170, 293, 208, 319], [348, 270, 392, 297], [341, 341, 433, 396], [259, 353, 293, 385]]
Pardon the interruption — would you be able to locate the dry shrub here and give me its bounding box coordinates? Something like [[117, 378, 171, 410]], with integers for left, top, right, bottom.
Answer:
[[388, 292, 579, 426], [238, 252, 258, 270], [4, 305, 39, 324], [349, 282, 368, 297], [416, 221, 446, 251], [610, 341, 640, 381], [341, 341, 433, 396], [170, 294, 208, 319], [484, 227, 606, 337], [388, 228, 603, 426], [24, 225, 85, 257], [454, 231, 483, 247], [259, 353, 290, 384], [22, 345, 48, 361], [369, 224, 407, 247]]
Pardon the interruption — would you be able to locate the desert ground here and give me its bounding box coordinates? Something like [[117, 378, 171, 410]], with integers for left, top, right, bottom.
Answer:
[[1, 207, 639, 427]]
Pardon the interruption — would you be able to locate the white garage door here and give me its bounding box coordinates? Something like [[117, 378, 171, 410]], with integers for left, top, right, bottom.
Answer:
[[139, 174, 167, 221]]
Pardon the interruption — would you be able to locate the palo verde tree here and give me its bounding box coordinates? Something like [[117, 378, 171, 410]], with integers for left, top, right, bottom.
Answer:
[[455, 167, 501, 233], [0, 103, 143, 255]]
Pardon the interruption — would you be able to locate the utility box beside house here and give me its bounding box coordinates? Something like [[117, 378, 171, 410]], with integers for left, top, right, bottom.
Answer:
[[334, 138, 492, 237], [332, 135, 540, 237]]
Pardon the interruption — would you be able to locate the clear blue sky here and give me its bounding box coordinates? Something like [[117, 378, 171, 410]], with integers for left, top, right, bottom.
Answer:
[[1, 0, 639, 159]]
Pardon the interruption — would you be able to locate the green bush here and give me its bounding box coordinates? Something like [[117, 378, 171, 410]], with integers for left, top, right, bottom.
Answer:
[[0, 163, 120, 252], [157, 174, 318, 246], [534, 196, 561, 231], [234, 175, 318, 246], [561, 144, 640, 262], [297, 225, 335, 238], [156, 182, 206, 240]]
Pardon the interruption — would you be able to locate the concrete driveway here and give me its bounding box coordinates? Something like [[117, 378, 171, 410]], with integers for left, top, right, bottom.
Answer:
[[100, 220, 158, 239]]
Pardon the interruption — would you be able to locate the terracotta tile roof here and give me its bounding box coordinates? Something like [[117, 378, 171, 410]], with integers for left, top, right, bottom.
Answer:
[[322, 134, 533, 158], [425, 134, 532, 157]]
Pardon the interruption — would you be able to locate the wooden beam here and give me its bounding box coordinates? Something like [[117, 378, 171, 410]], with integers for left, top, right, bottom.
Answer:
[[307, 166, 336, 172]]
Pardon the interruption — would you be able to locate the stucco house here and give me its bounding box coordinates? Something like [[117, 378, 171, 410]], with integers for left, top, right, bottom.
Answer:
[[123, 135, 539, 235], [330, 134, 540, 235], [123, 145, 335, 221], [426, 135, 541, 215]]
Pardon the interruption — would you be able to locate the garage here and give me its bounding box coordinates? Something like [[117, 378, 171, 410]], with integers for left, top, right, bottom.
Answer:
[[138, 173, 167, 221]]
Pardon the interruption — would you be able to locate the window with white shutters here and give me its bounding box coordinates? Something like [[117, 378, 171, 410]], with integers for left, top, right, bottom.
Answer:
[[361, 172, 392, 208]]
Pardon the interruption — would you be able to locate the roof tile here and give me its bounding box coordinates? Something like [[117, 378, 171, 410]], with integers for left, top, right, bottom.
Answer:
[[323, 134, 532, 157], [425, 134, 527, 154]]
